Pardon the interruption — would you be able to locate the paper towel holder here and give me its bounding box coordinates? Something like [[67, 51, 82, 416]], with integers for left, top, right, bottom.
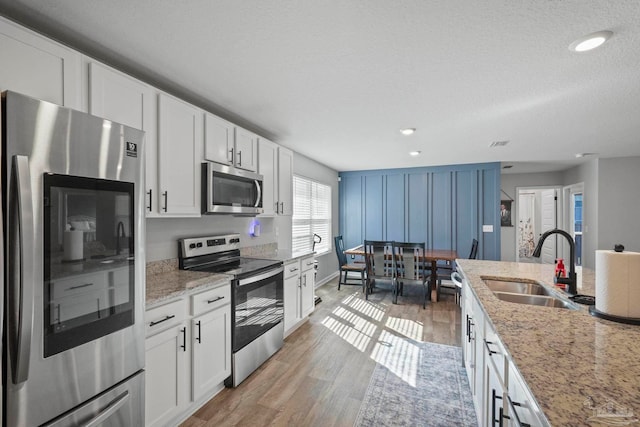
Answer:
[[589, 306, 640, 325]]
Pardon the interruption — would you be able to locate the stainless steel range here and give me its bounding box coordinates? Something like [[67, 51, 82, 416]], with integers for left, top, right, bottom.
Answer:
[[178, 234, 283, 387]]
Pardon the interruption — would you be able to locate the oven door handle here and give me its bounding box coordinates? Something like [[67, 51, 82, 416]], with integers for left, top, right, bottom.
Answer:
[[11, 155, 35, 384], [237, 266, 283, 287], [254, 180, 262, 208]]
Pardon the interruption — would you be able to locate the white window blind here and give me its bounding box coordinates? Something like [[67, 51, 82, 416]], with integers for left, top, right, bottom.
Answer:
[[292, 175, 331, 255]]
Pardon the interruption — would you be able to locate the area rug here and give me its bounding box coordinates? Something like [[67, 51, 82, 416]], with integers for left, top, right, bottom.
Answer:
[[354, 341, 477, 427]]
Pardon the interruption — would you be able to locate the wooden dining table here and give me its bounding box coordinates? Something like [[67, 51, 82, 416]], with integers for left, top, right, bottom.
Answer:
[[344, 245, 459, 302]]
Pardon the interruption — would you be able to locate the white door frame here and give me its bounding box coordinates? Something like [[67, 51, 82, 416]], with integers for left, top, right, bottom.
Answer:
[[515, 185, 564, 262], [562, 182, 584, 264]]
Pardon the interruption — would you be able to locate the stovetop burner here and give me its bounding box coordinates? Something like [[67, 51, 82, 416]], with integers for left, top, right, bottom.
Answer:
[[178, 233, 282, 279], [569, 294, 596, 306]]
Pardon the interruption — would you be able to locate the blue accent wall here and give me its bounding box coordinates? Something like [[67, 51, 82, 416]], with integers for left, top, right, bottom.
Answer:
[[339, 162, 501, 260]]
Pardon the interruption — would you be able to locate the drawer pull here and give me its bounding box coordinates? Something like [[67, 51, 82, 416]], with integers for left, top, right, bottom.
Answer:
[[68, 283, 93, 291], [149, 314, 175, 327], [207, 296, 225, 304], [289, 267, 299, 273]]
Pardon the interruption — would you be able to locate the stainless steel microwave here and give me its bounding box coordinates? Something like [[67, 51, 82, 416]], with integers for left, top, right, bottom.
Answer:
[[202, 162, 264, 215]]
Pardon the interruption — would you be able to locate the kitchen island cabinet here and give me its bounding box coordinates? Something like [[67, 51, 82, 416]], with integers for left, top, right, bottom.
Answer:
[[457, 260, 640, 427]]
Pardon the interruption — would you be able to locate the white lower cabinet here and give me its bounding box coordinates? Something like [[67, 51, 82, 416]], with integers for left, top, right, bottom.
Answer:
[[283, 260, 302, 334], [283, 255, 315, 337], [461, 277, 548, 427], [191, 305, 231, 401], [300, 255, 316, 317], [145, 281, 231, 427]]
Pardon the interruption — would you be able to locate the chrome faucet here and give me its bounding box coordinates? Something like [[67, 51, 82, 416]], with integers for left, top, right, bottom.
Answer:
[[532, 228, 577, 295], [116, 221, 126, 255]]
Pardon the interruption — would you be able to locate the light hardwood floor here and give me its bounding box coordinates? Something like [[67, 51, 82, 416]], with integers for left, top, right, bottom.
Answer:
[[181, 277, 462, 427]]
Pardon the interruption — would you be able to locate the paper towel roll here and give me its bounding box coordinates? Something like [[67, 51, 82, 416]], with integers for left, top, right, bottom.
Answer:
[[595, 250, 640, 318], [63, 230, 84, 261]]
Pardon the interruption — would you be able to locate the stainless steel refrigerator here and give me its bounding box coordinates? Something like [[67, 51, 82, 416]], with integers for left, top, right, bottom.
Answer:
[[1, 91, 146, 426]]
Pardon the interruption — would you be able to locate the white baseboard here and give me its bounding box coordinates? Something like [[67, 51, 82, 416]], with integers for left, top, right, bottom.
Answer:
[[315, 271, 339, 288]]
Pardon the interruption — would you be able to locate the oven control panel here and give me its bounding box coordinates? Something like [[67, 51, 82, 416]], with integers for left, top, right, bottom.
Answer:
[[179, 233, 241, 258]]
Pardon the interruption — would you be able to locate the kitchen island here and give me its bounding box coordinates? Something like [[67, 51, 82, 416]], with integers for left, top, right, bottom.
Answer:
[[456, 259, 640, 426]]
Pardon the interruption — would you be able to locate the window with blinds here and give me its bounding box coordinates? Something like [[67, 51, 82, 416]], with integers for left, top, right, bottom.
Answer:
[[292, 175, 331, 255]]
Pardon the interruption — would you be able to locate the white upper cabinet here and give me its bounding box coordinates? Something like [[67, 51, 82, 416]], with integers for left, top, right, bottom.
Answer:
[[233, 127, 257, 172], [258, 139, 294, 216], [0, 16, 82, 110], [204, 112, 257, 172], [158, 93, 203, 216], [88, 62, 159, 216], [258, 138, 278, 216], [278, 146, 294, 216], [204, 113, 234, 165]]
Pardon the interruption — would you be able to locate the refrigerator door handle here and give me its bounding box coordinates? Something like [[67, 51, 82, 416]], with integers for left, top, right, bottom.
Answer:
[[12, 155, 35, 384], [84, 391, 130, 427]]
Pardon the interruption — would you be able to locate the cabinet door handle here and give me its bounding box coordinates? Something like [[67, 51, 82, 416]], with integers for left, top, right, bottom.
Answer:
[[180, 327, 187, 352], [485, 339, 498, 356], [228, 147, 234, 164], [147, 189, 152, 212], [298, 277, 302, 288], [162, 191, 168, 212], [196, 321, 202, 344], [237, 150, 242, 166], [492, 388, 503, 426], [275, 201, 280, 214], [280, 201, 284, 213], [207, 296, 225, 304]]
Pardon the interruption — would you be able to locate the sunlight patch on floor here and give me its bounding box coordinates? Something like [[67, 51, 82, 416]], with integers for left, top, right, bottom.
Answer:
[[321, 306, 377, 352], [341, 293, 386, 321], [370, 330, 419, 387], [385, 316, 423, 341]]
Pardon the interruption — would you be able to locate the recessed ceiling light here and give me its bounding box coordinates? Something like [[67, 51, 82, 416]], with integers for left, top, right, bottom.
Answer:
[[575, 152, 596, 158], [409, 150, 421, 156], [489, 140, 509, 147], [569, 31, 613, 52], [400, 128, 416, 136]]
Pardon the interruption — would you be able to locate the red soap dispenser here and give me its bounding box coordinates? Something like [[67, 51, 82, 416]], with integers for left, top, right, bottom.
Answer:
[[555, 258, 566, 278]]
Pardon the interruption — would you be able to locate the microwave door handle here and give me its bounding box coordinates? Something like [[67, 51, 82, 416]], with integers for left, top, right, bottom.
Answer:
[[12, 155, 35, 384], [254, 180, 261, 208]]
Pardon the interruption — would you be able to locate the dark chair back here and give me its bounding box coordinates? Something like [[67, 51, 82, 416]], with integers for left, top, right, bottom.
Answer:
[[469, 238, 479, 259], [394, 242, 427, 281], [364, 240, 396, 280], [334, 235, 348, 267]]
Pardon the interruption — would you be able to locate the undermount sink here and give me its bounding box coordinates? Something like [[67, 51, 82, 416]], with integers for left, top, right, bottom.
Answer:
[[482, 277, 578, 310], [493, 291, 578, 310], [483, 279, 551, 296]]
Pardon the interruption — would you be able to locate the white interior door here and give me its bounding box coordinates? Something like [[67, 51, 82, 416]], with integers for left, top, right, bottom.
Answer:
[[540, 189, 557, 264]]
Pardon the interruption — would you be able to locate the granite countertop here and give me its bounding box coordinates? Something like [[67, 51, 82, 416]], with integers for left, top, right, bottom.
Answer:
[[456, 259, 640, 427], [146, 267, 231, 309], [260, 249, 315, 263]]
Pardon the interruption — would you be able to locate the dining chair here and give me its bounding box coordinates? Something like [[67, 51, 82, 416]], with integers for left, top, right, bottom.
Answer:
[[438, 238, 478, 304], [334, 235, 367, 293], [394, 242, 429, 308], [363, 240, 397, 301]]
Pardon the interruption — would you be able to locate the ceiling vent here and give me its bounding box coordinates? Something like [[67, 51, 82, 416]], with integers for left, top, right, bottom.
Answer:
[[489, 140, 510, 147]]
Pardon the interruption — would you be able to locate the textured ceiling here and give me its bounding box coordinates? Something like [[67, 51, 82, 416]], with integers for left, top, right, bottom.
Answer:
[[1, 0, 639, 173]]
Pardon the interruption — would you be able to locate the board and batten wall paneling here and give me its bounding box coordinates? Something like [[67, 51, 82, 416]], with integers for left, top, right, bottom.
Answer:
[[339, 162, 501, 260], [385, 173, 405, 241]]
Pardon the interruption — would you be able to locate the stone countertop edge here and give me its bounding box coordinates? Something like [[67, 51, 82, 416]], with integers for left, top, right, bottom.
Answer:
[[145, 270, 231, 309], [456, 259, 640, 427], [261, 249, 315, 262]]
